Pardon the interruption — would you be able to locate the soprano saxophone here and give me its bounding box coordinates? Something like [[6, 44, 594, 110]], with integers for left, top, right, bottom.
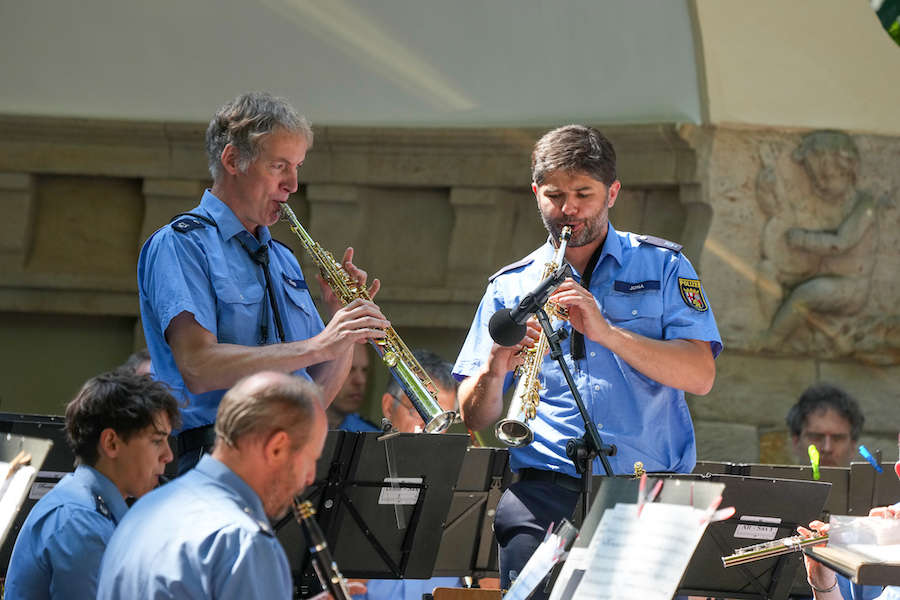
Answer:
[[280, 203, 455, 433], [495, 226, 572, 447]]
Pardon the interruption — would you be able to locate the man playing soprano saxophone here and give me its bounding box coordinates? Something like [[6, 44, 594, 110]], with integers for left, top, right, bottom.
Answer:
[[453, 125, 723, 595], [138, 92, 389, 474]]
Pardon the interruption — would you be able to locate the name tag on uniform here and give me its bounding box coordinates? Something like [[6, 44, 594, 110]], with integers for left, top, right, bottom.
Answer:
[[281, 273, 308, 290], [613, 280, 660, 293]]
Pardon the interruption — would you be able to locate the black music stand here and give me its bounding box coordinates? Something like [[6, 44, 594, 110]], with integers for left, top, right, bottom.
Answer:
[[848, 460, 900, 515], [651, 473, 830, 600], [432, 447, 512, 578], [0, 413, 71, 575], [275, 431, 468, 596]]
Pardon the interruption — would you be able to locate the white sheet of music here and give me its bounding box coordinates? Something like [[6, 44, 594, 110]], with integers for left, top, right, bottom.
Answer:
[[571, 502, 709, 600]]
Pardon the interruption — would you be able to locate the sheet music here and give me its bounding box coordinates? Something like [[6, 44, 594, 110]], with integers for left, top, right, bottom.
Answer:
[[572, 502, 709, 600]]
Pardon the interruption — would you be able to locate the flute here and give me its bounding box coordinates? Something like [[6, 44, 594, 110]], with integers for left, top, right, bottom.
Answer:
[[721, 533, 828, 568]]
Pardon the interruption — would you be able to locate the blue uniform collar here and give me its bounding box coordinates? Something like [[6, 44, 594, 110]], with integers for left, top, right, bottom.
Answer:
[[194, 455, 270, 524], [199, 189, 273, 245], [73, 464, 129, 524]]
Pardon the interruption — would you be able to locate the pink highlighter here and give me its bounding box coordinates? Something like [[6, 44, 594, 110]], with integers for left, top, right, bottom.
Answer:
[[894, 434, 900, 480]]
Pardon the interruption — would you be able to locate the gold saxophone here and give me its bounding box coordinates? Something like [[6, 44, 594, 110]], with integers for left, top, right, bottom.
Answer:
[[280, 203, 455, 433], [495, 226, 572, 447]]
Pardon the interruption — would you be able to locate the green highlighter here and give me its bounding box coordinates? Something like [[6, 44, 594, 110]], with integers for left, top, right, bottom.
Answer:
[[808, 444, 821, 480]]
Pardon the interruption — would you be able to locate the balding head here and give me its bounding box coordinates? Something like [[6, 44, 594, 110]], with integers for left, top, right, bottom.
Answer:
[[214, 371, 323, 451]]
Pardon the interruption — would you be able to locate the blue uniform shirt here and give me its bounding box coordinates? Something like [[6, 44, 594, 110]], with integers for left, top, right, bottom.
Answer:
[[96, 455, 292, 599], [356, 577, 463, 599], [5, 465, 128, 600], [138, 190, 325, 431], [339, 413, 382, 432], [454, 226, 723, 476]]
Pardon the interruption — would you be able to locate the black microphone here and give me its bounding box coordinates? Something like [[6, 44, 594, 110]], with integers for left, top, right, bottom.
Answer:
[[488, 264, 571, 347]]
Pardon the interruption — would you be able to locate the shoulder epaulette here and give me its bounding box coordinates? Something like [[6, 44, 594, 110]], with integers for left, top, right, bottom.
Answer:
[[270, 239, 295, 254], [170, 212, 216, 234], [637, 234, 682, 253], [488, 257, 535, 282]]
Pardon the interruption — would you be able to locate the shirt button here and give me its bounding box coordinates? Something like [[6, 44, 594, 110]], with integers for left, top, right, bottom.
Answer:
[[597, 423, 603, 429], [590, 351, 596, 357], [243, 507, 251, 514], [594, 384, 600, 391], [631, 309, 638, 316]]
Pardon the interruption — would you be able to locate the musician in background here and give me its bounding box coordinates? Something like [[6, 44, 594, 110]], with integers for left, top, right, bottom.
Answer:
[[787, 383, 864, 467], [800, 506, 900, 599], [5, 371, 178, 600], [453, 125, 722, 594], [328, 345, 380, 432], [97, 372, 354, 599], [120, 347, 151, 376], [355, 349, 462, 600], [381, 349, 459, 434], [138, 92, 388, 474]]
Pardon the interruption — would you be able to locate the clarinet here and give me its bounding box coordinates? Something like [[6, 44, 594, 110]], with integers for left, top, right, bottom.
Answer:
[[293, 499, 352, 600]]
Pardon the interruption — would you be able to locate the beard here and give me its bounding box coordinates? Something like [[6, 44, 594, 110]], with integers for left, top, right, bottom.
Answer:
[[540, 211, 607, 248]]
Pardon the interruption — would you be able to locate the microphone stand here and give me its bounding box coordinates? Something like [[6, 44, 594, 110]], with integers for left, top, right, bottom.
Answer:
[[533, 307, 616, 524]]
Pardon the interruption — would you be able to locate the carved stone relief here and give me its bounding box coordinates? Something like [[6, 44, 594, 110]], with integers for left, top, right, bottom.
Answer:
[[751, 130, 897, 361]]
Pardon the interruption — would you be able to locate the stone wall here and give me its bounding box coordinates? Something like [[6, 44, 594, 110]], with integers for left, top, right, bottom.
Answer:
[[683, 125, 900, 464], [1, 115, 897, 464]]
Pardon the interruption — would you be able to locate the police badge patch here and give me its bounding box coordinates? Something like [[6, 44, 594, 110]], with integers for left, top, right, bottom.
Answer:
[[678, 278, 708, 312]]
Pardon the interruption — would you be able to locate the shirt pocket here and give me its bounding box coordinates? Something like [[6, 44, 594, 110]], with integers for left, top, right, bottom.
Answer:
[[603, 292, 663, 338], [281, 273, 316, 318], [212, 276, 264, 306]]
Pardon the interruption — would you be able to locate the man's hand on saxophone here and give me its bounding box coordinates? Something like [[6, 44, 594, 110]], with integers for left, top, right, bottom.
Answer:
[[317, 246, 381, 317], [458, 320, 540, 431]]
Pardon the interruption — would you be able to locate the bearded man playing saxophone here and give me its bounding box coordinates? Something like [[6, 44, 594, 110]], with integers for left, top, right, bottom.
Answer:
[[139, 92, 389, 475], [453, 125, 723, 595]]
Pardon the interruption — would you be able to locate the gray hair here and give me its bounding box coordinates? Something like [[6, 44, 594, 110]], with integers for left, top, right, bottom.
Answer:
[[215, 372, 322, 450], [205, 92, 314, 181], [386, 349, 458, 408]]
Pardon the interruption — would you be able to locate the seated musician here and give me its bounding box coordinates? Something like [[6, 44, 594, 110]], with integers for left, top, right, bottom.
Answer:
[[453, 125, 722, 596], [5, 371, 178, 600], [97, 371, 361, 598], [381, 349, 459, 434], [328, 345, 381, 432], [137, 91, 388, 474], [800, 504, 900, 600]]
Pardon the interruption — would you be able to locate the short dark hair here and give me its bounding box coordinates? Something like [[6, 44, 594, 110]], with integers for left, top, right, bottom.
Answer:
[[66, 371, 181, 466], [215, 373, 321, 450], [386, 349, 458, 400], [786, 383, 864, 441], [531, 125, 617, 187]]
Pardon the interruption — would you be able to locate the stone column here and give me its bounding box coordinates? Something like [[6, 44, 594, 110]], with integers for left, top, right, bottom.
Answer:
[[447, 187, 517, 289], [0, 172, 35, 271], [140, 179, 208, 245]]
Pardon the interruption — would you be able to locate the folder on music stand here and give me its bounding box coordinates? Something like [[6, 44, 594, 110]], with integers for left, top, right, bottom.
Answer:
[[0, 430, 53, 548], [276, 431, 469, 595], [0, 413, 69, 575]]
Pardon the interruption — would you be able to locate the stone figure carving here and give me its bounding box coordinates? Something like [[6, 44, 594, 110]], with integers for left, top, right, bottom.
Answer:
[[754, 130, 881, 355]]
